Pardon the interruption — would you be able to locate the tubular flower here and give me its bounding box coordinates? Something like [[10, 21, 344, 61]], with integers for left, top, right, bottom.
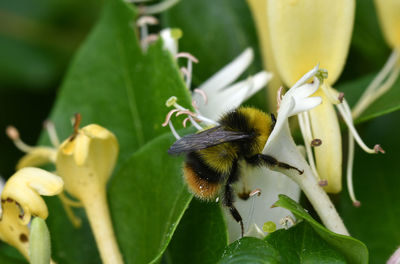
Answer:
[[0, 168, 63, 261], [56, 118, 123, 264], [266, 0, 383, 204], [262, 66, 348, 235], [352, 0, 400, 118]]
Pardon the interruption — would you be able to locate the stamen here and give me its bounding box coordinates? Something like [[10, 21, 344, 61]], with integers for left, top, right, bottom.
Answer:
[[347, 132, 361, 207], [175, 52, 199, 63], [193, 89, 208, 105], [176, 53, 198, 89], [168, 120, 181, 140], [176, 109, 197, 117], [162, 109, 180, 127], [245, 188, 262, 232], [6, 126, 34, 153], [141, 34, 159, 51], [337, 100, 383, 154], [338, 92, 345, 103], [311, 138, 322, 147], [191, 100, 199, 110], [298, 112, 320, 180], [182, 117, 190, 127], [353, 50, 399, 118], [43, 120, 60, 147], [276, 86, 284, 111], [125, 0, 151, 3], [139, 0, 179, 15], [70, 113, 81, 141], [136, 16, 159, 27], [374, 144, 385, 154], [180, 67, 189, 79]]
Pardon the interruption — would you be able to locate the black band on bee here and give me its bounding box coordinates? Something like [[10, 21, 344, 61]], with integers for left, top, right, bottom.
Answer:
[[186, 152, 224, 183]]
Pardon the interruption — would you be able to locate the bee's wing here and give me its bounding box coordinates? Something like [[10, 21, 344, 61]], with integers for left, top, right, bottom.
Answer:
[[168, 126, 251, 155]]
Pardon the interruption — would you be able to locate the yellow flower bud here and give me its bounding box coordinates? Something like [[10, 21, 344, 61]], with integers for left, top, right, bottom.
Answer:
[[56, 123, 123, 264], [0, 168, 63, 261], [267, 0, 355, 86], [374, 0, 400, 49]]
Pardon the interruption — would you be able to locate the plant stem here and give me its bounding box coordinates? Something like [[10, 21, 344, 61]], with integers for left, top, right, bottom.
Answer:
[[82, 189, 123, 264]]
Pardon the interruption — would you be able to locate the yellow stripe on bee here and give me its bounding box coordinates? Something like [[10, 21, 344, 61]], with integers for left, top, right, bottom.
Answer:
[[238, 107, 272, 154], [199, 143, 239, 174]]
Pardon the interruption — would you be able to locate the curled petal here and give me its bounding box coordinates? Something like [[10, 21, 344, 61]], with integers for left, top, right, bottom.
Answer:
[[1, 168, 63, 223]]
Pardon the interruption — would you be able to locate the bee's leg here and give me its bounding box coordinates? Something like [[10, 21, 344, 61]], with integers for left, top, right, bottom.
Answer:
[[246, 154, 304, 175], [221, 160, 244, 237]]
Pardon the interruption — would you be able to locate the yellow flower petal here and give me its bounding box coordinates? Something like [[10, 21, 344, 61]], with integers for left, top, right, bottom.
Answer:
[[247, 0, 283, 109], [267, 0, 355, 86], [374, 0, 400, 49], [309, 89, 342, 193], [1, 168, 64, 223]]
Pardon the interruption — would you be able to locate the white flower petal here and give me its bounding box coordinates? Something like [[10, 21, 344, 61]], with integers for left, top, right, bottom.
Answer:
[[224, 166, 300, 242], [160, 28, 178, 56], [292, 97, 322, 116], [197, 48, 254, 95]]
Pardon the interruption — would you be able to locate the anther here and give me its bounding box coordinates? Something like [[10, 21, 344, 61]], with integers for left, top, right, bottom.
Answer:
[[318, 179, 328, 187], [374, 144, 385, 154], [249, 188, 261, 197], [193, 89, 208, 105], [6, 126, 19, 141], [162, 109, 180, 127], [136, 16, 159, 27], [353, 200, 361, 207], [338, 92, 345, 103], [311, 138, 322, 147], [175, 52, 199, 63], [166, 96, 178, 107]]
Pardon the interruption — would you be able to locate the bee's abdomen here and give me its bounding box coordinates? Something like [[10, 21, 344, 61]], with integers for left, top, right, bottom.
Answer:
[[183, 164, 221, 200]]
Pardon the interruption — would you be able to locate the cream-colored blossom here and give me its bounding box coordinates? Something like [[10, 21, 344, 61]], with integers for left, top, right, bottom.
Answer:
[[0, 168, 62, 261], [56, 122, 123, 264]]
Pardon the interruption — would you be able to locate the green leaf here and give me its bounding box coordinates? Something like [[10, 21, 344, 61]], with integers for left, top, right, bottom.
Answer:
[[273, 195, 368, 264], [37, 0, 192, 262], [337, 110, 400, 263], [164, 199, 228, 264], [338, 72, 400, 123], [266, 222, 346, 264], [218, 237, 281, 264], [44, 0, 191, 164], [109, 132, 192, 264]]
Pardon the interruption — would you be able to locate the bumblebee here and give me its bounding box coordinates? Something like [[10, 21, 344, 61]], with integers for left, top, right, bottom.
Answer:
[[168, 107, 302, 236]]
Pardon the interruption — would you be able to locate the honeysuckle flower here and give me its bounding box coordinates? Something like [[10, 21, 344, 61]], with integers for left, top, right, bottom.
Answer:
[[0, 167, 63, 262], [192, 48, 273, 120], [263, 0, 383, 206], [6, 122, 82, 227], [56, 117, 123, 264], [262, 65, 349, 235], [387, 247, 400, 264], [352, 0, 400, 118]]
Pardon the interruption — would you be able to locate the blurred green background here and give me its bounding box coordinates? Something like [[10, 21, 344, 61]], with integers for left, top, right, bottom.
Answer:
[[0, 0, 398, 263]]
